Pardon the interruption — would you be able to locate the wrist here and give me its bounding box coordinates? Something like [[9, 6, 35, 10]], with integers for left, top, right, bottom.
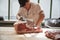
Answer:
[[18, 16, 22, 20], [36, 22, 41, 27]]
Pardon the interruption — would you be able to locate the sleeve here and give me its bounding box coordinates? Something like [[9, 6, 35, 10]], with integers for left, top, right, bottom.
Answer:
[[36, 4, 44, 15], [16, 8, 22, 20]]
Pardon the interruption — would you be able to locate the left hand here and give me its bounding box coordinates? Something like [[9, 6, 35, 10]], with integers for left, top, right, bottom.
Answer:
[[27, 20, 34, 27]]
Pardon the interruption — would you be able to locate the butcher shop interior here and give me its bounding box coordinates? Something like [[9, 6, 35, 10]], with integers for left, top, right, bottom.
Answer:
[[0, 0, 60, 40]]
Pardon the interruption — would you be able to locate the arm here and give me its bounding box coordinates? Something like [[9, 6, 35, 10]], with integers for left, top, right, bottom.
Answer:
[[16, 8, 24, 20], [16, 13, 20, 20], [16, 13, 25, 21], [36, 10, 45, 27]]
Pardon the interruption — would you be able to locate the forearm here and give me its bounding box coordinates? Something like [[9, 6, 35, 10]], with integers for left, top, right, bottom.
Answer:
[[36, 16, 44, 26], [16, 14, 25, 21], [36, 12, 45, 26], [16, 14, 21, 20]]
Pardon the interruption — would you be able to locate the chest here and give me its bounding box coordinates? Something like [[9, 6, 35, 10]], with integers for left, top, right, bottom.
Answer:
[[22, 8, 38, 17]]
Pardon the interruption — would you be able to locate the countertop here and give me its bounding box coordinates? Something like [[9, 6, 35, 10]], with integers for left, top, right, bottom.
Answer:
[[0, 27, 60, 40]]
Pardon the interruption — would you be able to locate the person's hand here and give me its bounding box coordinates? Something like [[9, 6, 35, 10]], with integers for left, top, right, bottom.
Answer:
[[27, 20, 34, 27]]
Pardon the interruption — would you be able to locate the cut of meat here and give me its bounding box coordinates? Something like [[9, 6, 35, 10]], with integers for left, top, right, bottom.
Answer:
[[45, 31, 60, 40], [14, 22, 42, 34]]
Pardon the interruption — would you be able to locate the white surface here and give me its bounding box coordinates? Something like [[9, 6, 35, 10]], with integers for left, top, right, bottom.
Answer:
[[0, 27, 60, 40]]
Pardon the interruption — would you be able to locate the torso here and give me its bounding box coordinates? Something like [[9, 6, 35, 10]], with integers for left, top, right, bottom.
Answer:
[[18, 3, 41, 24]]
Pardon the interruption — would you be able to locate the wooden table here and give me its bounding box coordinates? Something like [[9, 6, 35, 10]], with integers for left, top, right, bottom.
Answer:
[[0, 27, 60, 40]]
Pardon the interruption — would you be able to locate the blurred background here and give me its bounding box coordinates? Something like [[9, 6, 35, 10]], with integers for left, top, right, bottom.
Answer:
[[0, 0, 60, 27], [0, 0, 60, 20]]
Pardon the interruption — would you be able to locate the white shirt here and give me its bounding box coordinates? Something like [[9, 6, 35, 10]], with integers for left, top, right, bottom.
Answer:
[[17, 3, 44, 25]]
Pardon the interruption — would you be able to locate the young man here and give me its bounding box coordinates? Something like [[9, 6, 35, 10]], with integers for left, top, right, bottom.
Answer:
[[14, 0, 45, 34]]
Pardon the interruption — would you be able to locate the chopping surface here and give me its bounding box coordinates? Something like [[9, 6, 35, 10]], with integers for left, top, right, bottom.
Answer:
[[0, 27, 60, 40]]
